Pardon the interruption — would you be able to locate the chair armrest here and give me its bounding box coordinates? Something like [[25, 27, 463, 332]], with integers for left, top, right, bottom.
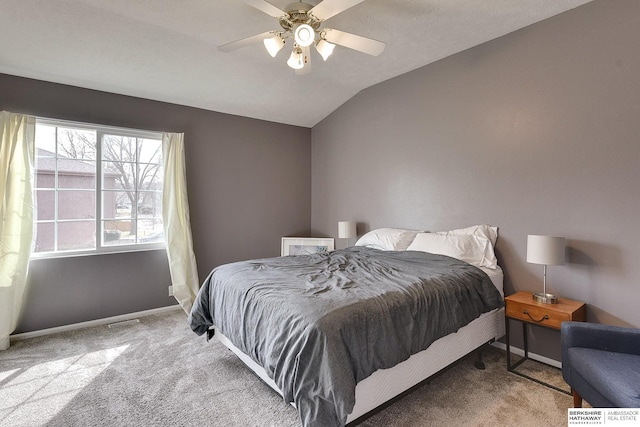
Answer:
[[561, 322, 640, 357]]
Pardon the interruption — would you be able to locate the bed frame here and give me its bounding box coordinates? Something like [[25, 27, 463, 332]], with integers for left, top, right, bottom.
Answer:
[[216, 304, 504, 425]]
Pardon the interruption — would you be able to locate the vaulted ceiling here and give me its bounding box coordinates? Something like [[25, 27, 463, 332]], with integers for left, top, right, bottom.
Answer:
[[0, 0, 592, 127]]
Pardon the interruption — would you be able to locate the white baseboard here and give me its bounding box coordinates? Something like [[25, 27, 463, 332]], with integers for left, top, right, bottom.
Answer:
[[491, 341, 561, 368], [10, 304, 182, 343]]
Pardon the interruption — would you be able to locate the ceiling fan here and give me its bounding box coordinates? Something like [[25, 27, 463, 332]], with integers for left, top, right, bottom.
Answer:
[[219, 0, 386, 74]]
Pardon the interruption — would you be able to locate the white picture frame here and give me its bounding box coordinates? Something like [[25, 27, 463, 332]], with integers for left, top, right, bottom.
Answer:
[[281, 237, 335, 256]]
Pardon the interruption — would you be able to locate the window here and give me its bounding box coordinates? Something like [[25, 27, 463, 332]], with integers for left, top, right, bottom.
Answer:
[[34, 119, 164, 255]]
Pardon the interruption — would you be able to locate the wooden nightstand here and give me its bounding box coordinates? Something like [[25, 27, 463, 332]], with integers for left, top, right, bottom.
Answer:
[[505, 291, 586, 394]]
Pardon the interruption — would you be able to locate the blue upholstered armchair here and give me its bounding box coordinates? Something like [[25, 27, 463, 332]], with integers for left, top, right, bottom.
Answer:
[[561, 322, 640, 408]]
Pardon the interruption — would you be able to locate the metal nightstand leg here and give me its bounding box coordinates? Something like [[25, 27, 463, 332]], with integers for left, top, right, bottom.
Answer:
[[522, 322, 528, 360], [506, 317, 527, 371]]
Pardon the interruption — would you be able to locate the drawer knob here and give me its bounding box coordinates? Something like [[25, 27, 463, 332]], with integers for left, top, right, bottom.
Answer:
[[522, 310, 549, 323]]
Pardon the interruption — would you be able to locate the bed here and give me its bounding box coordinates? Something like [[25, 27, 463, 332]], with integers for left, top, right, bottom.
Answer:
[[189, 225, 505, 426]]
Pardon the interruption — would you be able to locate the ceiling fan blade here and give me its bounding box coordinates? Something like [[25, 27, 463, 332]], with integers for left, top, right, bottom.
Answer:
[[295, 46, 312, 75], [218, 31, 274, 52], [243, 0, 286, 18], [323, 29, 385, 56], [309, 0, 366, 21]]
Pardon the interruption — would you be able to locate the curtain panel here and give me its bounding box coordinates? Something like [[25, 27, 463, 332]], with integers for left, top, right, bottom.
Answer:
[[162, 132, 199, 314], [0, 111, 35, 350]]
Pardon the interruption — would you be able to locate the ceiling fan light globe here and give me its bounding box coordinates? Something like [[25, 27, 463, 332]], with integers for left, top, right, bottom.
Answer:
[[264, 36, 285, 57], [287, 50, 305, 70], [315, 39, 335, 61], [294, 24, 315, 47]]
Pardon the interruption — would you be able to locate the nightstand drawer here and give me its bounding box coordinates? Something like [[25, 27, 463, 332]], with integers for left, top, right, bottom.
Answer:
[[504, 291, 586, 330], [506, 302, 568, 329]]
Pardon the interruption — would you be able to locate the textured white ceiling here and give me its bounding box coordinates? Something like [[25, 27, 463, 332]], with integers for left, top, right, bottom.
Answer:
[[0, 0, 592, 127]]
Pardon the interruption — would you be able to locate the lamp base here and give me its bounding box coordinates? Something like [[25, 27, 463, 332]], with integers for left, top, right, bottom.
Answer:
[[533, 292, 558, 304]]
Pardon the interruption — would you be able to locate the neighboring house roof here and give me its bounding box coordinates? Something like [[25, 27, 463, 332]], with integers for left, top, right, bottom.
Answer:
[[36, 148, 120, 177]]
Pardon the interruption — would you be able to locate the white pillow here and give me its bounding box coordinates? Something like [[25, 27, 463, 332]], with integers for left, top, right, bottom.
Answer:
[[407, 232, 498, 269], [355, 228, 420, 251], [434, 224, 498, 247]]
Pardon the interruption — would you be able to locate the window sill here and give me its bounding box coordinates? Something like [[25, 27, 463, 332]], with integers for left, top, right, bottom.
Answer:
[[29, 243, 166, 260]]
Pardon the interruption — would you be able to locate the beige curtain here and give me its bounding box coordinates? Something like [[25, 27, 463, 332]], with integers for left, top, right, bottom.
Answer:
[[0, 111, 35, 350], [162, 132, 199, 314]]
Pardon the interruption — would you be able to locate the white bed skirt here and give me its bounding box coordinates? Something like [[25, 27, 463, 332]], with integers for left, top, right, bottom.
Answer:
[[215, 306, 505, 424]]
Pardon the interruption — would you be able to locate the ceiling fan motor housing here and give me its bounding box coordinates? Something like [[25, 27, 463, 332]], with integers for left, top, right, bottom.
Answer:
[[280, 2, 322, 33]]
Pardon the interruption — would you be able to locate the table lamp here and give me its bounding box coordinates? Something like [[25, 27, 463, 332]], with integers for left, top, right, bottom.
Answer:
[[526, 235, 566, 304], [338, 221, 357, 248]]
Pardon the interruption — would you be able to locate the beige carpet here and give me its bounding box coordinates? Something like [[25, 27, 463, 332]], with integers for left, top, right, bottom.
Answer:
[[0, 310, 573, 427]]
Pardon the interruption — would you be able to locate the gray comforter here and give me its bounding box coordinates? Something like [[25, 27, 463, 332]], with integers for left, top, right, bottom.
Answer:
[[189, 247, 504, 427]]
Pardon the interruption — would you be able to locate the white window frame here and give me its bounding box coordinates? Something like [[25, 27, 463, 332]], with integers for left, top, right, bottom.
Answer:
[[31, 117, 165, 259]]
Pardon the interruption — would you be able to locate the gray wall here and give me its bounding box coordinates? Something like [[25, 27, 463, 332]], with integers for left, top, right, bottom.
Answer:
[[311, 0, 640, 360], [1, 74, 311, 333]]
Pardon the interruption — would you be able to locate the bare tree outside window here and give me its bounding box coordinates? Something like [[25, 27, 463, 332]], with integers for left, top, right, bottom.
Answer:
[[57, 128, 96, 161], [102, 134, 163, 245]]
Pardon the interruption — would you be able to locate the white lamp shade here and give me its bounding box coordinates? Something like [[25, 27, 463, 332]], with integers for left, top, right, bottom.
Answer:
[[287, 48, 304, 69], [527, 235, 566, 265], [264, 36, 285, 57], [315, 39, 335, 61], [338, 221, 357, 239]]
